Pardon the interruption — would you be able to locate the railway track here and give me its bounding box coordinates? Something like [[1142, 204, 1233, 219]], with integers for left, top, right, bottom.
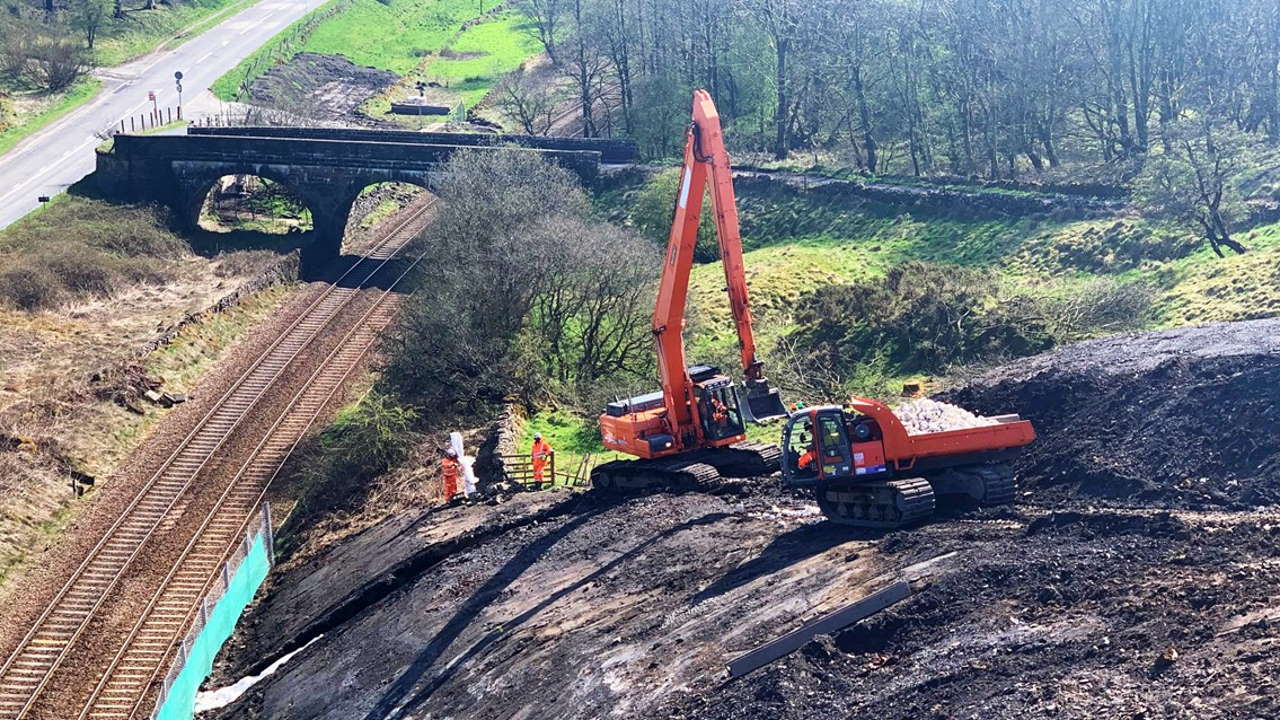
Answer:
[[0, 200, 433, 720], [77, 247, 426, 720]]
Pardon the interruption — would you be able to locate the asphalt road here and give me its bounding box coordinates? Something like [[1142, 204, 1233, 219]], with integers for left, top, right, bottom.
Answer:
[[0, 0, 320, 231]]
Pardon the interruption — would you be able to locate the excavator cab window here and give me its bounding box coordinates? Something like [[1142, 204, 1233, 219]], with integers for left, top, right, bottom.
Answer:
[[783, 414, 818, 484], [696, 383, 745, 441], [813, 409, 853, 480]]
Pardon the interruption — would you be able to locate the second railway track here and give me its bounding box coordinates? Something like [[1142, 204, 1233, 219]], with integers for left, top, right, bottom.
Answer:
[[0, 199, 434, 720]]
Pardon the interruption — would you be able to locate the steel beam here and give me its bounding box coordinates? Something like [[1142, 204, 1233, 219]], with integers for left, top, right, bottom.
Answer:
[[727, 579, 912, 678]]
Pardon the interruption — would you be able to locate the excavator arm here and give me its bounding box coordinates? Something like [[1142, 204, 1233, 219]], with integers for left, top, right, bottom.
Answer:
[[651, 90, 787, 437]]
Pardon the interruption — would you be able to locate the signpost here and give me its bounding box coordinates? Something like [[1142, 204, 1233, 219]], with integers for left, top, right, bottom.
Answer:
[[175, 71, 184, 119]]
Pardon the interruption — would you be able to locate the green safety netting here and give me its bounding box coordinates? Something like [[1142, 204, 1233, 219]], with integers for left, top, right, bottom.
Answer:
[[154, 532, 270, 720]]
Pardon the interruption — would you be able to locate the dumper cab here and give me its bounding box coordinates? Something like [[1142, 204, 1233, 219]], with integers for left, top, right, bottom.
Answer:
[[782, 406, 890, 489]]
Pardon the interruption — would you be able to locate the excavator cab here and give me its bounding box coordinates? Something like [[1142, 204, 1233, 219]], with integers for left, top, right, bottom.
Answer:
[[694, 378, 747, 442], [781, 407, 856, 488]]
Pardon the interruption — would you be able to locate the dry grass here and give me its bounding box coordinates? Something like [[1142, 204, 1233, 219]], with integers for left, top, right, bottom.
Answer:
[[0, 197, 188, 312]]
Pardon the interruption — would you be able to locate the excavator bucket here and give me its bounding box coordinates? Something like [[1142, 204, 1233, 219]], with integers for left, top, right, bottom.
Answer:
[[741, 381, 789, 424]]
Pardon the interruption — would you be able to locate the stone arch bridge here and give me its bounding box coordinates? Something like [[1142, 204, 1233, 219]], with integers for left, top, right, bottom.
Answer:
[[93, 128, 633, 270]]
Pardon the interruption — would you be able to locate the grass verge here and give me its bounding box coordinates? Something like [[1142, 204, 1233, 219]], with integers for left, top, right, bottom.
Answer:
[[0, 77, 101, 158]]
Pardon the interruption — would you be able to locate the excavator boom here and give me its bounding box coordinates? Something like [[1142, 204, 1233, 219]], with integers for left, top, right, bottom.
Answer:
[[594, 90, 784, 485], [651, 90, 787, 434]]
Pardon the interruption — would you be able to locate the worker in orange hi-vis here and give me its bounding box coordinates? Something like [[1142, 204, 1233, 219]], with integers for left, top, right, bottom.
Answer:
[[530, 433, 553, 486], [439, 447, 460, 503]]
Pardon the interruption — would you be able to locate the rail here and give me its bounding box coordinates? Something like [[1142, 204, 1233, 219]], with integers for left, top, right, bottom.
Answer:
[[79, 206, 433, 720], [0, 199, 433, 720]]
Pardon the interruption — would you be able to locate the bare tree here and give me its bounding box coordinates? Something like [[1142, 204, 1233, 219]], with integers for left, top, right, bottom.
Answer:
[[491, 66, 559, 135], [1135, 121, 1250, 257], [517, 0, 564, 64], [72, 0, 107, 49]]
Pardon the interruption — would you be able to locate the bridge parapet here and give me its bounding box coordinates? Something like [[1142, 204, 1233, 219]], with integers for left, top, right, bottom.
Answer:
[[94, 131, 605, 273], [188, 126, 638, 164]]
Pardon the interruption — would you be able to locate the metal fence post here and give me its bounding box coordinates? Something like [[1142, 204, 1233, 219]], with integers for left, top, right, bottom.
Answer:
[[264, 504, 275, 564]]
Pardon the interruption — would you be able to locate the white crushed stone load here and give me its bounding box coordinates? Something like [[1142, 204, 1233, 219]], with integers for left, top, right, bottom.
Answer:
[[894, 398, 997, 435]]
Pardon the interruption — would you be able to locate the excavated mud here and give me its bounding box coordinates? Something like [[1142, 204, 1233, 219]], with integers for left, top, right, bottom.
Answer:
[[203, 319, 1280, 719], [247, 53, 398, 123], [943, 317, 1280, 508]]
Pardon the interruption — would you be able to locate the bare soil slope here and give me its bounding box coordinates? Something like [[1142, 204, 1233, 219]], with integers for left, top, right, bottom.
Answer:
[[943, 317, 1280, 508], [206, 318, 1280, 719]]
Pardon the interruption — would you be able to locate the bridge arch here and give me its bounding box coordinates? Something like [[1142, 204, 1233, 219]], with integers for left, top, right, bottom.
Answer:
[[177, 164, 315, 233], [194, 172, 316, 237], [341, 181, 435, 256]]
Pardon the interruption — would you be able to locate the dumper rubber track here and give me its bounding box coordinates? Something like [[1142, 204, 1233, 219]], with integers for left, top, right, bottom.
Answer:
[[688, 442, 782, 478], [816, 477, 936, 529], [591, 458, 720, 490], [928, 463, 1017, 508], [968, 464, 1016, 506]]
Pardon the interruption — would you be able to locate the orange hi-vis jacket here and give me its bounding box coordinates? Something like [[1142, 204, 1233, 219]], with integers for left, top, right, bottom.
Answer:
[[531, 438, 553, 479], [441, 455, 460, 501]]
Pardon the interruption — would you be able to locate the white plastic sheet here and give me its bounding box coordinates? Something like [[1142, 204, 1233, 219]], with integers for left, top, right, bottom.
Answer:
[[450, 431, 478, 498]]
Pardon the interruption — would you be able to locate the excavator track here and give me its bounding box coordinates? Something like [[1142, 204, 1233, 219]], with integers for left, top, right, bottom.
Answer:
[[688, 442, 781, 478], [591, 458, 720, 490], [816, 477, 936, 529]]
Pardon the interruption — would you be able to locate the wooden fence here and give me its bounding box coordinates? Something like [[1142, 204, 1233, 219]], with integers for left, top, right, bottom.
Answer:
[[500, 452, 595, 490]]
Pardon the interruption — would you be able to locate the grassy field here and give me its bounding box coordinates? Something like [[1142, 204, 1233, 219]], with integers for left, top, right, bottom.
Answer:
[[0, 77, 101, 157], [213, 0, 493, 101], [421, 13, 542, 106], [598, 169, 1280, 381]]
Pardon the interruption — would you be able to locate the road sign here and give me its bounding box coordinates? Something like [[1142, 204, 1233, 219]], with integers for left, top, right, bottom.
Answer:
[[148, 91, 156, 101], [174, 71, 183, 81]]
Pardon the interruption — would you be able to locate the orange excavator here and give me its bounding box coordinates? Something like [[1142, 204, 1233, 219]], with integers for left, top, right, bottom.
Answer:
[[591, 90, 788, 489], [592, 89, 1036, 529]]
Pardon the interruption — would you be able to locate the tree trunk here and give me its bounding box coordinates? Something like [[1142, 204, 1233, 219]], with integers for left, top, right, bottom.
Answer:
[[851, 64, 876, 172], [772, 37, 790, 160]]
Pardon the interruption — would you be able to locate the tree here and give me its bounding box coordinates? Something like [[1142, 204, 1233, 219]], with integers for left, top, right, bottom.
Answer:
[[492, 66, 560, 135], [22, 37, 90, 91], [1134, 121, 1251, 257], [517, 0, 565, 64], [738, 0, 806, 159], [72, 0, 108, 50], [382, 150, 657, 412]]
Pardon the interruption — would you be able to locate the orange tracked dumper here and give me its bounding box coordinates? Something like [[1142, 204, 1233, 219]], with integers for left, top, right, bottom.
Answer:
[[780, 399, 1036, 528]]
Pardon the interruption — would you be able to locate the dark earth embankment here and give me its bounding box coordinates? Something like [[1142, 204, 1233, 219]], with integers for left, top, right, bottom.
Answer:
[[943, 317, 1280, 508], [205, 319, 1280, 719], [247, 52, 398, 124]]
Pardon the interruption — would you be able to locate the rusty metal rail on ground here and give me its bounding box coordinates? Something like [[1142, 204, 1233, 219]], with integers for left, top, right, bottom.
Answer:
[[0, 200, 433, 720]]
